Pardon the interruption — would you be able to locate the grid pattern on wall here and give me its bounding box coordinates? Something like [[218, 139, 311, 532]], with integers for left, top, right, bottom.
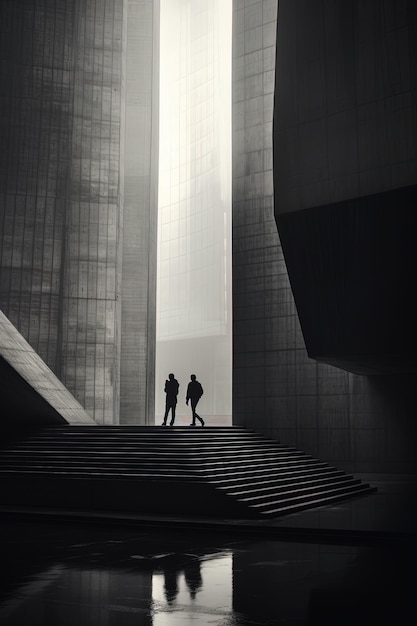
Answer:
[[0, 0, 159, 425], [59, 0, 125, 424], [232, 0, 417, 474], [119, 0, 159, 424], [157, 0, 231, 342], [233, 0, 294, 435], [155, 0, 232, 419], [0, 0, 75, 371]]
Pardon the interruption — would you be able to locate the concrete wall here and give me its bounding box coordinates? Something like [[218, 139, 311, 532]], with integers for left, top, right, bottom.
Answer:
[[0, 0, 75, 371], [0, 0, 157, 424], [273, 0, 417, 375], [232, 0, 283, 440], [59, 0, 126, 423], [120, 0, 159, 425], [274, 0, 417, 214], [231, 0, 417, 474]]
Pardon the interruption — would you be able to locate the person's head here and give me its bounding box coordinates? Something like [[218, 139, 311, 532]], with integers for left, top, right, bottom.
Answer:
[[169, 373, 174, 380], [190, 374, 196, 381]]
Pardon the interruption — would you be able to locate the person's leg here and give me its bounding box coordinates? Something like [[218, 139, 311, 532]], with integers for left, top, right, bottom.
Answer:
[[170, 402, 176, 426], [194, 399, 204, 426], [190, 399, 197, 425], [163, 402, 169, 425]]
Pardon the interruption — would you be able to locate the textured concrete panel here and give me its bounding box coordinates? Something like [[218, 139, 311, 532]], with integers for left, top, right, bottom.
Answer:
[[276, 186, 417, 374], [274, 0, 417, 215], [59, 0, 126, 424], [0, 0, 142, 425], [274, 1, 417, 375], [0, 0, 75, 370], [0, 310, 95, 429], [120, 0, 159, 425], [232, 0, 417, 474]]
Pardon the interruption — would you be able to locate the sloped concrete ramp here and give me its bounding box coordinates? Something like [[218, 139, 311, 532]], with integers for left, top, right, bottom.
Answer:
[[0, 310, 95, 432]]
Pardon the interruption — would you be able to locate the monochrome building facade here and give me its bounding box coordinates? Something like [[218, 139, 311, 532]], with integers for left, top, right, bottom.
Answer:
[[0, 0, 159, 424], [156, 0, 232, 420], [232, 0, 417, 475], [0, 0, 416, 481]]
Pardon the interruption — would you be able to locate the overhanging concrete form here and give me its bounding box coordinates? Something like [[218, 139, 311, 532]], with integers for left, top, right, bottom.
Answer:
[[0, 310, 95, 433], [273, 0, 417, 375]]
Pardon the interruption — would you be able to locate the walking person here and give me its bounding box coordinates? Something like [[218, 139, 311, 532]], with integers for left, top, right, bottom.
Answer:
[[186, 374, 205, 427], [162, 373, 179, 426]]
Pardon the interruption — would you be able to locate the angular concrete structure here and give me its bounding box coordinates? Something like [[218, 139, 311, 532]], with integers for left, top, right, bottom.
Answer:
[[273, 0, 417, 376], [0, 310, 95, 435]]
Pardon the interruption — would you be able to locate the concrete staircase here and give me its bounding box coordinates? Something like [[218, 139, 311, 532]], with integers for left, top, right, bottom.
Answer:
[[0, 426, 376, 519]]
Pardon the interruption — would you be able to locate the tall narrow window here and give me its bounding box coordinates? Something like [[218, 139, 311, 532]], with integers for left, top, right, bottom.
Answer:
[[156, 0, 232, 425]]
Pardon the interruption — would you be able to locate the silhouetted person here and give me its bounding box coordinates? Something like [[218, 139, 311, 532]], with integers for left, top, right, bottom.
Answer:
[[184, 556, 203, 599], [186, 374, 204, 427], [162, 373, 179, 426], [163, 565, 179, 605]]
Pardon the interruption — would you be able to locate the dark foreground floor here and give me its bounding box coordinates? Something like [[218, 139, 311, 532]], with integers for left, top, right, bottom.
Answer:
[[0, 515, 416, 626]]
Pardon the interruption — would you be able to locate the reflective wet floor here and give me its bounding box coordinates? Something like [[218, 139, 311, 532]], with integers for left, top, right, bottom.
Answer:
[[1, 518, 415, 625]]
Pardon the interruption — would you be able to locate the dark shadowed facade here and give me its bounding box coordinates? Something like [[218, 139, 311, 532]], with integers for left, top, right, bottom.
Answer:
[[232, 0, 417, 475]]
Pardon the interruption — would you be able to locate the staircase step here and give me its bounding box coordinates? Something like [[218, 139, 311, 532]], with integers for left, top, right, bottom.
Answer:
[[201, 460, 329, 479], [252, 483, 374, 514], [237, 477, 362, 505], [0, 460, 325, 476], [0, 451, 310, 466], [211, 466, 345, 488], [16, 438, 280, 449], [0, 445, 301, 458], [0, 467, 197, 479], [228, 473, 355, 497], [257, 484, 376, 517]]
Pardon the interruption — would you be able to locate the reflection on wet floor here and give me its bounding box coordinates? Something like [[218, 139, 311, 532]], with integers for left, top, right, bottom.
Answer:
[[0, 518, 415, 625]]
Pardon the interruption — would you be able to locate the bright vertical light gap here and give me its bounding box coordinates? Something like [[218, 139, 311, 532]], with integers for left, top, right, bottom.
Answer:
[[156, 0, 232, 425]]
